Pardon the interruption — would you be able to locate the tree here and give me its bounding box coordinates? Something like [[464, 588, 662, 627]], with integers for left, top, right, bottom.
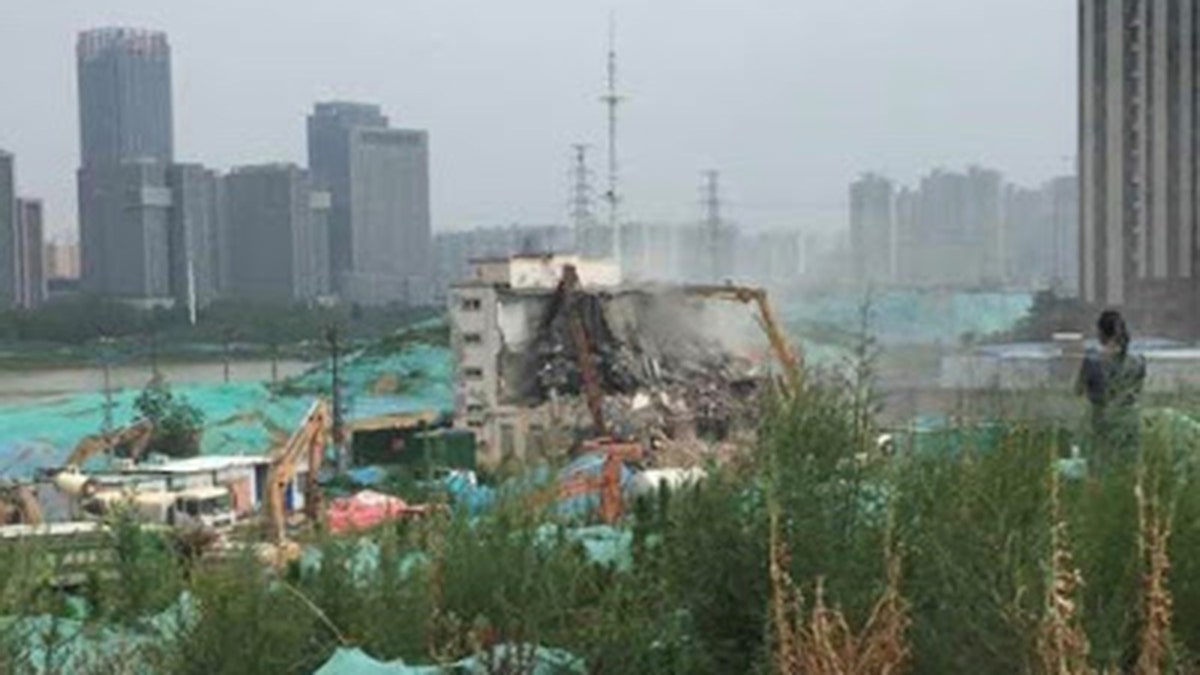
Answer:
[[133, 379, 205, 459]]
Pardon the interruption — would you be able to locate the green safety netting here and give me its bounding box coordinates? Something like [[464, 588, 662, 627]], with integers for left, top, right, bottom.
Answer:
[[314, 644, 585, 675], [784, 290, 1034, 349], [0, 342, 453, 479]]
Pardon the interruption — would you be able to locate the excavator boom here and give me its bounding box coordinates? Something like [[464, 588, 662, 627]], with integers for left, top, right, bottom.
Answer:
[[684, 285, 803, 392], [64, 420, 155, 469], [265, 399, 330, 544]]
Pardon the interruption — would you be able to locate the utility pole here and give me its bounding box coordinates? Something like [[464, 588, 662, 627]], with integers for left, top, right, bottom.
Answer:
[[222, 328, 232, 383], [569, 143, 595, 255], [702, 170, 723, 282], [327, 325, 347, 472], [100, 336, 114, 433], [600, 12, 625, 271]]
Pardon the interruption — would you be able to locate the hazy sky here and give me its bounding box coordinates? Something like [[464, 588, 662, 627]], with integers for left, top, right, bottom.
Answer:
[[0, 1, 1075, 241]]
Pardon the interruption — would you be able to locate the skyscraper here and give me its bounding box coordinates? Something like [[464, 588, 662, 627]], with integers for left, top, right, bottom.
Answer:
[[77, 28, 173, 167], [224, 164, 329, 303], [168, 164, 221, 308], [1079, 1, 1198, 317], [14, 199, 45, 309], [307, 102, 432, 306], [0, 151, 14, 308], [849, 173, 896, 285], [76, 27, 175, 303]]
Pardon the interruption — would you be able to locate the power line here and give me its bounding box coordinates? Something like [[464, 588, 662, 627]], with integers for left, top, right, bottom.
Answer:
[[568, 143, 595, 252]]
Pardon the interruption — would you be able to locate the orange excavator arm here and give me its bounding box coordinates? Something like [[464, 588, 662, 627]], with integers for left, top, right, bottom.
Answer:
[[265, 399, 330, 544], [685, 285, 803, 393], [550, 265, 607, 436], [64, 420, 155, 469]]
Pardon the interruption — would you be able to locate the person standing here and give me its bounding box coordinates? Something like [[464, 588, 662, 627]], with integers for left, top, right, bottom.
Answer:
[[1075, 310, 1147, 474]]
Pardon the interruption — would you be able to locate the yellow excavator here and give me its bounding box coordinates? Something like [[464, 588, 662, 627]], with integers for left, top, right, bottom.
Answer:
[[0, 483, 43, 526], [684, 284, 803, 394], [264, 399, 330, 550], [62, 420, 156, 470]]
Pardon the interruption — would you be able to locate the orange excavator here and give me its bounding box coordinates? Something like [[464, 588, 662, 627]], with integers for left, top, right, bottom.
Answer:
[[62, 420, 156, 469], [684, 284, 803, 393], [264, 399, 330, 546], [557, 438, 643, 523], [547, 264, 608, 436]]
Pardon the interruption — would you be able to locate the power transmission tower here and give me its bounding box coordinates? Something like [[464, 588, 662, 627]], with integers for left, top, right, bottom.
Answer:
[[702, 170, 724, 282], [569, 144, 595, 254], [600, 13, 625, 270]]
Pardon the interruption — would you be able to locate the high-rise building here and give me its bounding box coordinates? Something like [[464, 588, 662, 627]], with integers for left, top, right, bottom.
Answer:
[[167, 164, 221, 308], [0, 151, 14, 308], [894, 166, 1005, 288], [76, 27, 176, 303], [14, 199, 45, 309], [224, 164, 329, 303], [307, 102, 432, 306], [45, 240, 81, 281], [78, 160, 173, 303], [77, 28, 173, 167], [1079, 0, 1198, 316], [849, 173, 896, 285], [1004, 176, 1080, 294]]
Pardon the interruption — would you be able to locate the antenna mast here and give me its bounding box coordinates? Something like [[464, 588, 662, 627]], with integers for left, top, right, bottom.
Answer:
[[601, 12, 624, 271]]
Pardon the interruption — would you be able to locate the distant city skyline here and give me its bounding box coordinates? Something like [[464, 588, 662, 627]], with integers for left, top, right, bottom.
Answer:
[[0, 1, 1075, 241]]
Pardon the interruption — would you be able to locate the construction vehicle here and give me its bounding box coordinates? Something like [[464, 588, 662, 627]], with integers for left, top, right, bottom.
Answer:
[[558, 438, 643, 523], [63, 420, 155, 470], [685, 284, 803, 392], [545, 264, 608, 435], [264, 399, 330, 546], [0, 483, 43, 526]]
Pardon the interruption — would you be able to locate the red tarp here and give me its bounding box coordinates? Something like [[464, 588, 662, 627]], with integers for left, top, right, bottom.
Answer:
[[325, 490, 431, 534]]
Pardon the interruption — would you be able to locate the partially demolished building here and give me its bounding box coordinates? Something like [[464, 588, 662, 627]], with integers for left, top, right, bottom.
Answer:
[[449, 254, 772, 467]]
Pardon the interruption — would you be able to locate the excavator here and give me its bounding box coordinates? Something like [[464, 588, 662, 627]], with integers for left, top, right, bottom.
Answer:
[[546, 264, 608, 436], [557, 438, 643, 523], [62, 420, 156, 470], [684, 284, 804, 394], [0, 483, 42, 526], [264, 399, 330, 548]]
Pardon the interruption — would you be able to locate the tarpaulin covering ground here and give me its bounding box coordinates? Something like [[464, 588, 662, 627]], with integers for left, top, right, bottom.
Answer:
[[0, 342, 453, 479]]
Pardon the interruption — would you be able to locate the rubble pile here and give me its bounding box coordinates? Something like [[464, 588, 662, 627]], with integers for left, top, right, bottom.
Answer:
[[525, 288, 767, 465]]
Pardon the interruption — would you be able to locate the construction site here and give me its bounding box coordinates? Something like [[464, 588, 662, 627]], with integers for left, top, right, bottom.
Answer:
[[0, 251, 1198, 674]]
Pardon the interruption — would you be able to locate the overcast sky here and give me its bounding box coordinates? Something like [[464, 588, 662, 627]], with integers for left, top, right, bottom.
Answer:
[[0, 1, 1075, 241]]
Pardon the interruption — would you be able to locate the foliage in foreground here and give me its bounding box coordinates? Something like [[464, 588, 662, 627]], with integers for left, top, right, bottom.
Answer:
[[3, 387, 1200, 673]]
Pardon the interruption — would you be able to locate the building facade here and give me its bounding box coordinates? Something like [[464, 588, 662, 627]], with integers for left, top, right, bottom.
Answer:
[[76, 28, 173, 167], [224, 164, 329, 303], [78, 160, 173, 303], [0, 151, 14, 308], [14, 199, 45, 309], [849, 173, 896, 285], [307, 102, 432, 306], [76, 27, 176, 302], [1079, 0, 1199, 323], [167, 164, 221, 308]]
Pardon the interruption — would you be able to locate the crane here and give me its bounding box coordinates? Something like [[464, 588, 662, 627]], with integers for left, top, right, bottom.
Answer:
[[62, 420, 155, 469], [544, 264, 608, 436], [684, 284, 803, 393], [264, 399, 330, 545]]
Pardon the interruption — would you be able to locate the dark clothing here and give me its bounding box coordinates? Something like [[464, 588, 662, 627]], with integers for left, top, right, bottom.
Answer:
[[1076, 348, 1146, 473]]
